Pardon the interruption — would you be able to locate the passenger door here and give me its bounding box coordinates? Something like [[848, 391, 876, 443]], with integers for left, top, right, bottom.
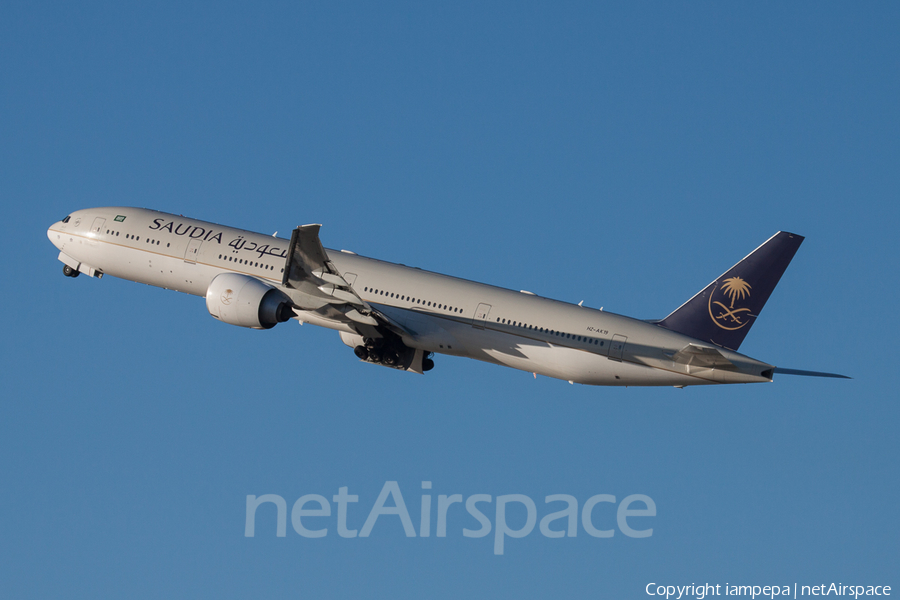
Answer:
[[472, 303, 492, 329]]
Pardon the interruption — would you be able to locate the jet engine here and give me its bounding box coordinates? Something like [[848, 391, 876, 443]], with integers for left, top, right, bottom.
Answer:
[[206, 273, 294, 329]]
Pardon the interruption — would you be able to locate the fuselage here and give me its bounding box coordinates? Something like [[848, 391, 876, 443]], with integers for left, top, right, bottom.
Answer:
[[47, 207, 774, 387]]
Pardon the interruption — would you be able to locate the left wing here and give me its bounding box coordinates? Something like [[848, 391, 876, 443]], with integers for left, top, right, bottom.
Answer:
[[281, 225, 413, 339]]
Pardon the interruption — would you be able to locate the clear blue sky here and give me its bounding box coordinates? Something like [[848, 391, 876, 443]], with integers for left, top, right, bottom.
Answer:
[[2, 2, 897, 598]]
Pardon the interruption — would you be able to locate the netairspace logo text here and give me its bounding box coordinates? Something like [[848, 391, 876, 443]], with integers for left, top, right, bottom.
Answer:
[[245, 480, 656, 555]]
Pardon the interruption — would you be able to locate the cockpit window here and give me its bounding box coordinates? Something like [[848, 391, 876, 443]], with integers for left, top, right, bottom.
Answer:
[[62, 216, 71, 223]]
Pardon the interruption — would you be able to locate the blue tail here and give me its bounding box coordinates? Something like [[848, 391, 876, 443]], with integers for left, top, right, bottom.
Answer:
[[657, 231, 804, 351]]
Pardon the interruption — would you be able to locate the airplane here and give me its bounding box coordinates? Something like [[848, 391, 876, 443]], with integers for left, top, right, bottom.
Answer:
[[47, 207, 848, 387]]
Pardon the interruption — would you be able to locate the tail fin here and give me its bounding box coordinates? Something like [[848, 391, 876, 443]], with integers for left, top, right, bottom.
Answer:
[[657, 231, 804, 351]]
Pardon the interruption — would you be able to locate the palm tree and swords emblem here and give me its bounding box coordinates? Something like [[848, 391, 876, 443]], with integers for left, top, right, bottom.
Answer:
[[708, 276, 753, 330]]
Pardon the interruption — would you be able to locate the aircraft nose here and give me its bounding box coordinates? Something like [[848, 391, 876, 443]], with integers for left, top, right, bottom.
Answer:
[[48, 222, 63, 249]]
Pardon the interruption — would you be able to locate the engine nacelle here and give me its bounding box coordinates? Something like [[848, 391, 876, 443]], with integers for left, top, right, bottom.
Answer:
[[206, 273, 293, 329]]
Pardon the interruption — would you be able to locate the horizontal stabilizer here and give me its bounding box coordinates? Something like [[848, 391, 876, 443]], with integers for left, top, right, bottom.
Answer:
[[773, 367, 851, 379], [668, 344, 737, 369]]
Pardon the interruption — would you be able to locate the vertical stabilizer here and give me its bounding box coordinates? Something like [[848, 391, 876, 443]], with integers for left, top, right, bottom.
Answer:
[[657, 231, 804, 351]]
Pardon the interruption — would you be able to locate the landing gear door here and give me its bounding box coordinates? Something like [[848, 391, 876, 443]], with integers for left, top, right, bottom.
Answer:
[[473, 303, 492, 329], [608, 334, 627, 361], [184, 239, 203, 264]]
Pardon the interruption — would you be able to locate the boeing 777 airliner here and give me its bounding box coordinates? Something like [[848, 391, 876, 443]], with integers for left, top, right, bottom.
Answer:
[[47, 208, 847, 387]]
